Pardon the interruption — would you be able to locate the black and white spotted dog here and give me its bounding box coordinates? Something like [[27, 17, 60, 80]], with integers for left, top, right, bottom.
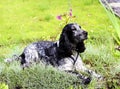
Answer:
[[5, 23, 102, 85]]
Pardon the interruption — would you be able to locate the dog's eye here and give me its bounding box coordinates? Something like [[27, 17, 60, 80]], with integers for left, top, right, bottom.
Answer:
[[78, 34, 82, 36]]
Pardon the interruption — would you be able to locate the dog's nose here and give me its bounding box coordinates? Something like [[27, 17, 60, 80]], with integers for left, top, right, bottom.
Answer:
[[83, 31, 88, 36]]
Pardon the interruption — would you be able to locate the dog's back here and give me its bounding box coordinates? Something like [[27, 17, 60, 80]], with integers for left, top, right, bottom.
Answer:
[[5, 41, 56, 67], [20, 41, 56, 66]]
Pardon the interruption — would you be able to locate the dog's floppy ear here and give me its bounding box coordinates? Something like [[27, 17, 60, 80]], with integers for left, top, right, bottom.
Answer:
[[76, 41, 86, 53], [57, 26, 73, 57], [59, 25, 72, 48]]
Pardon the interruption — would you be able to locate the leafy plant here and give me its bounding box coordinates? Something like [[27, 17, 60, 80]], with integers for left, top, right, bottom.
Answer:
[[0, 63, 81, 89], [99, 0, 120, 45], [0, 83, 8, 89], [56, 8, 76, 27]]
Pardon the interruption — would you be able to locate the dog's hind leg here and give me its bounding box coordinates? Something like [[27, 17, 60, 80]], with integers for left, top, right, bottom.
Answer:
[[4, 55, 20, 63]]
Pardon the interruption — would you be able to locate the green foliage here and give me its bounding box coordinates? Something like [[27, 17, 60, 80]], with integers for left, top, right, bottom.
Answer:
[[0, 83, 8, 89], [99, 0, 120, 45], [0, 63, 81, 89]]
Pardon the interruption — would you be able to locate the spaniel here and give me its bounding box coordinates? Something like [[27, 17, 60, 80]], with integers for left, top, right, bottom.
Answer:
[[5, 23, 102, 85]]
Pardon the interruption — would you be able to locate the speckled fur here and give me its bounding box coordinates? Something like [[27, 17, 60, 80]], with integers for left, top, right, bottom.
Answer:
[[5, 23, 102, 85]]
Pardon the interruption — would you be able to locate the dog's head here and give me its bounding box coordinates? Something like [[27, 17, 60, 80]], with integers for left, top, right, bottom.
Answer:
[[59, 23, 88, 54], [61, 23, 88, 43]]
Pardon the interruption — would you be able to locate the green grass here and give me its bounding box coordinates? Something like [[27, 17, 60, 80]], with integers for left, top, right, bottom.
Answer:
[[0, 0, 120, 88], [0, 0, 113, 58]]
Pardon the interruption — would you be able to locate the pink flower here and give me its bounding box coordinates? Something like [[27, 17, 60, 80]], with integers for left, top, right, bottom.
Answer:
[[69, 9, 72, 17], [56, 15, 62, 20], [69, 12, 72, 17]]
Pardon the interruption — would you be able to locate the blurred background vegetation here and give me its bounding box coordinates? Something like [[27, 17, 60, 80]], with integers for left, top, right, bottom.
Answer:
[[0, 0, 120, 89]]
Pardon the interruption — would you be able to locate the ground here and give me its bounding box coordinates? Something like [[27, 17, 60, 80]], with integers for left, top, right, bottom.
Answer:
[[0, 0, 120, 88]]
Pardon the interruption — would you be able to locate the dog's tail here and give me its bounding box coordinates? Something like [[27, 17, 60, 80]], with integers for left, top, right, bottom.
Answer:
[[4, 54, 21, 63]]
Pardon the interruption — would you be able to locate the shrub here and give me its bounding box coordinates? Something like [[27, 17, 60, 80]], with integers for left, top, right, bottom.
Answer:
[[0, 63, 81, 89]]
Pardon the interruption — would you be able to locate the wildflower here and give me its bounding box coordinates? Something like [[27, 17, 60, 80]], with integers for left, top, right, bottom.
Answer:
[[56, 8, 76, 25], [69, 11, 72, 17], [56, 15, 62, 20], [69, 9, 72, 16]]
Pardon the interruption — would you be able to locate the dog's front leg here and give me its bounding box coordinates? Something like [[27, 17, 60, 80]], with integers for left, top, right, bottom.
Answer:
[[57, 58, 91, 85], [65, 70, 91, 85], [74, 56, 103, 80]]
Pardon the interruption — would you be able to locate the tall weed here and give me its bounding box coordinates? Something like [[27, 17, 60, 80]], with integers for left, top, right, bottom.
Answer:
[[99, 0, 120, 45]]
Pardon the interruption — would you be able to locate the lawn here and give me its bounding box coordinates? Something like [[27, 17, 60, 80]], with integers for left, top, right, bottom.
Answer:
[[0, 0, 120, 89]]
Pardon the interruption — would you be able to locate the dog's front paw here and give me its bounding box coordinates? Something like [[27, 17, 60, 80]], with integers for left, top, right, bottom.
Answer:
[[82, 76, 92, 85]]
